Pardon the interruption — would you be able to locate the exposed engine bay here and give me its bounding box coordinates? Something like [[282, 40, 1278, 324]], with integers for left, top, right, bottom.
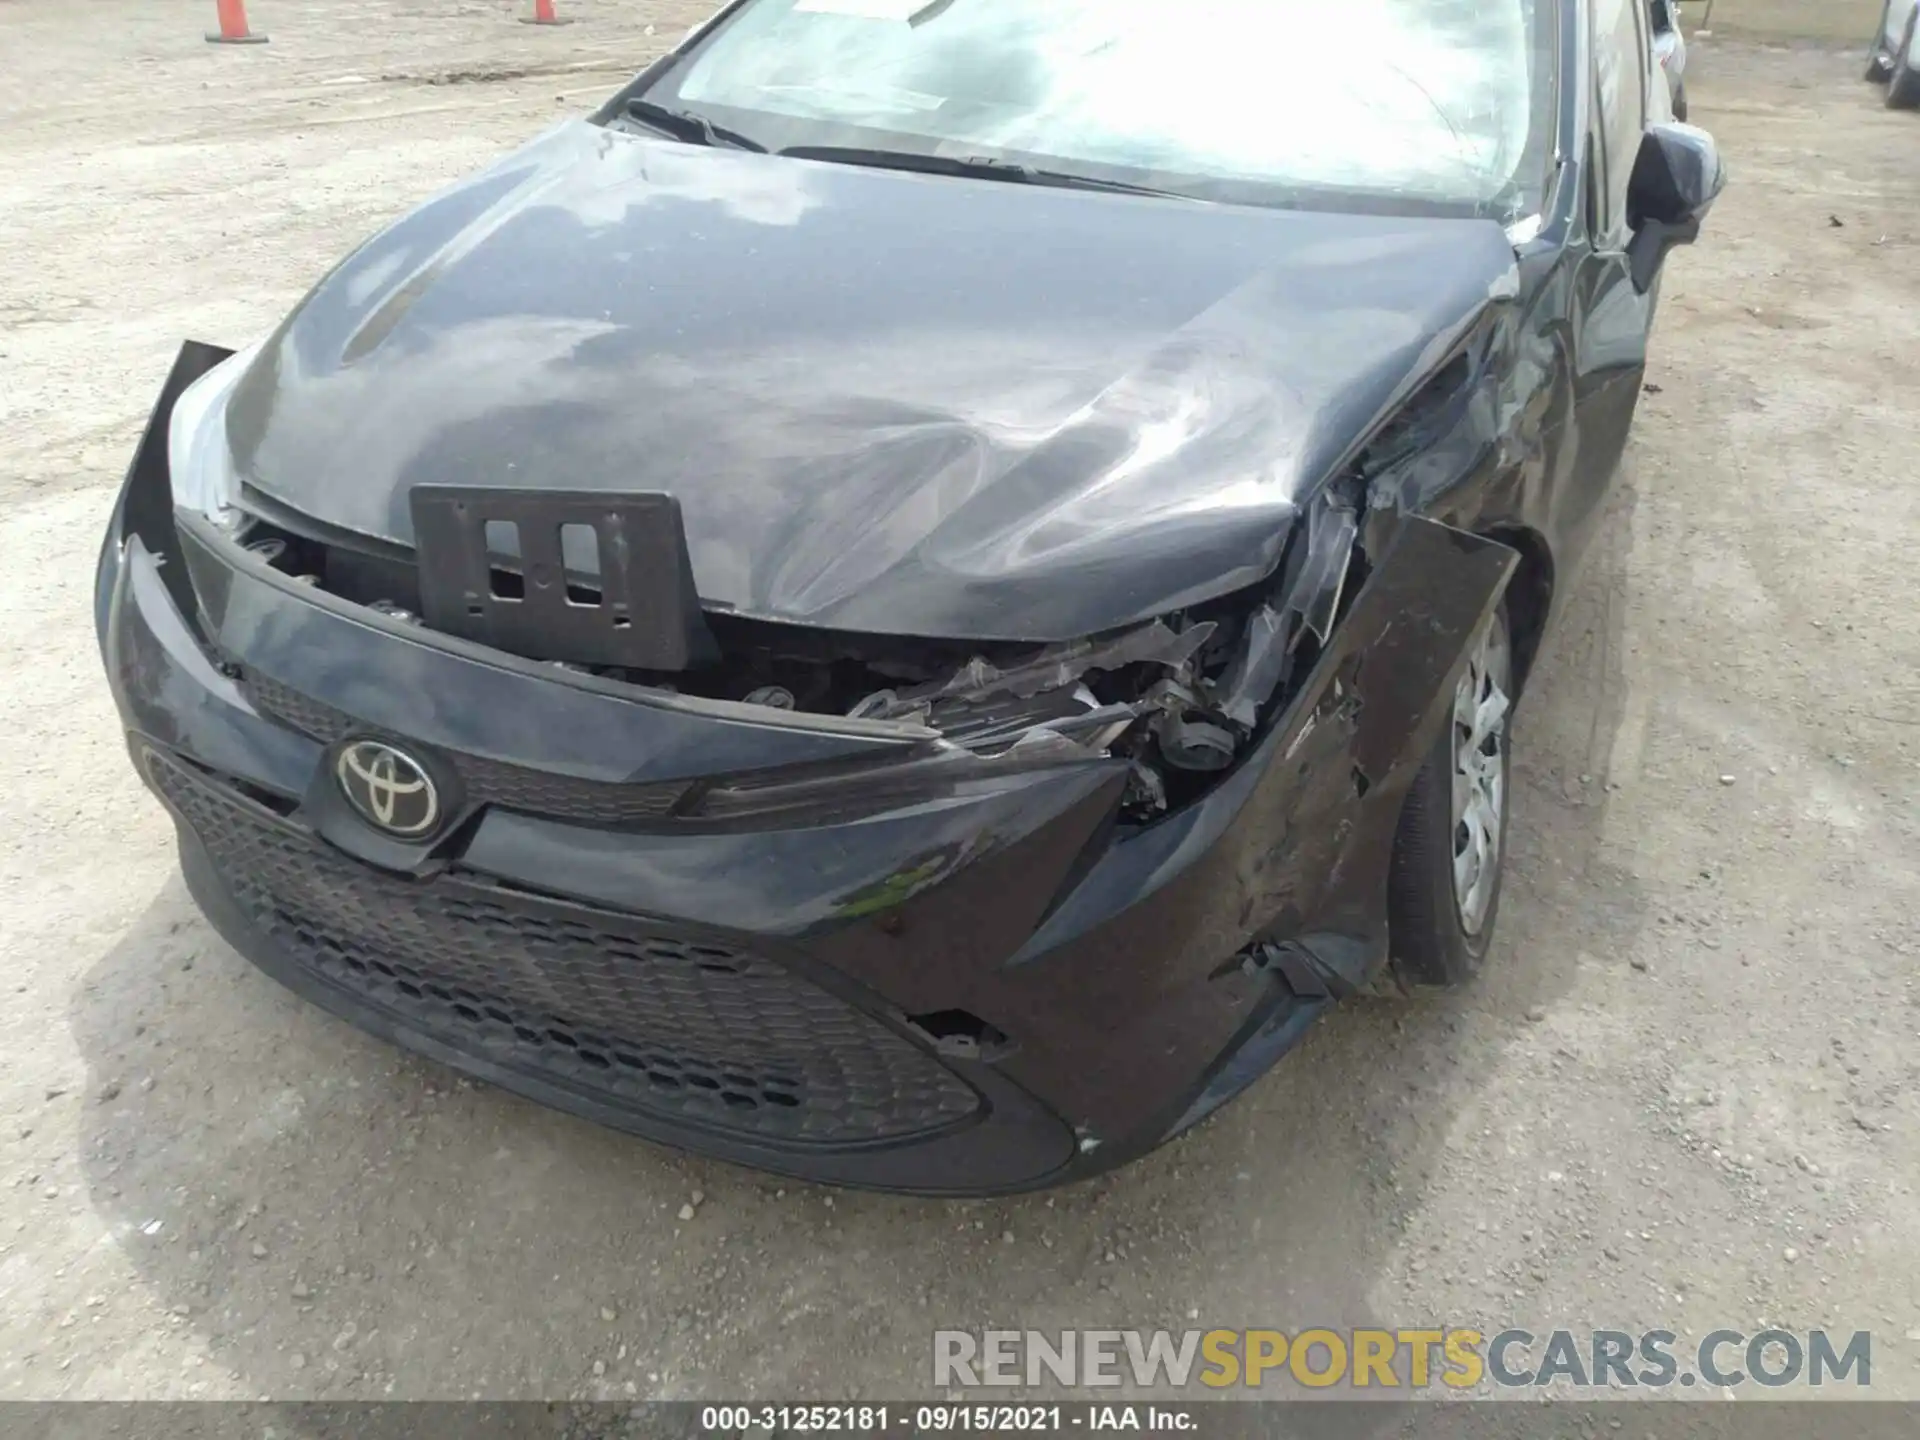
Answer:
[[223, 486, 1362, 824]]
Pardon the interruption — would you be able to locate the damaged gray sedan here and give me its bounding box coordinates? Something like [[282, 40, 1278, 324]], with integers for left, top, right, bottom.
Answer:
[[97, 0, 1724, 1192]]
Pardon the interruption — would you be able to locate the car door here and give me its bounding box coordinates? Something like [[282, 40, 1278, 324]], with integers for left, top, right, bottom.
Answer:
[[1559, 0, 1660, 548]]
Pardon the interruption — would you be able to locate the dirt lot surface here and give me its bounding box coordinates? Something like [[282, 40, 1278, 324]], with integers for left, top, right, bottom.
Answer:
[[3, 0, 1918, 1408]]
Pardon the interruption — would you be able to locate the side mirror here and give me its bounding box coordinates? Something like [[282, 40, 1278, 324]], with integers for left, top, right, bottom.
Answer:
[[1625, 122, 1725, 292]]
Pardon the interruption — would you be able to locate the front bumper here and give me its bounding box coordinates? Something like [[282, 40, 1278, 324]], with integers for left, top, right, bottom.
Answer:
[[98, 344, 1514, 1194]]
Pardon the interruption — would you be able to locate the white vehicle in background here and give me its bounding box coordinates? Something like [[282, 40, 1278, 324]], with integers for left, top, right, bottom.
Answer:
[[1868, 0, 1920, 107], [1651, 0, 1689, 120]]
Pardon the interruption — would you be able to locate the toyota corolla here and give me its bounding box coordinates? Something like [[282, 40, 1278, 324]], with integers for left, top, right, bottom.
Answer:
[[97, 0, 1722, 1193]]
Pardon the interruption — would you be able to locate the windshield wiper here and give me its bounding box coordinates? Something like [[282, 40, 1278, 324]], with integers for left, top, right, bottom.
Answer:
[[624, 98, 767, 153], [778, 145, 1181, 199]]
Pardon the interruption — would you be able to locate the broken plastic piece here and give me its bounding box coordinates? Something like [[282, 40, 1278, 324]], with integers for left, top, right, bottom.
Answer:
[[915, 620, 1213, 711], [1156, 714, 1237, 772], [1145, 679, 1238, 772], [1210, 494, 1359, 731], [849, 619, 1216, 723], [1125, 762, 1167, 815], [836, 619, 1219, 770], [1034, 701, 1152, 748], [1216, 604, 1288, 730], [925, 689, 1099, 751], [1295, 499, 1359, 645], [847, 688, 911, 722], [993, 727, 1094, 762]]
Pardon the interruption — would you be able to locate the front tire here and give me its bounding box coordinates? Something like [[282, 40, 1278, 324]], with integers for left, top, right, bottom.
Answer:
[[1670, 79, 1690, 122], [1889, 11, 1920, 106], [1381, 601, 1514, 993]]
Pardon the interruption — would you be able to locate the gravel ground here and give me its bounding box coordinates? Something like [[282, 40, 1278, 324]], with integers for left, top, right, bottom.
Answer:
[[2, 0, 1917, 1406]]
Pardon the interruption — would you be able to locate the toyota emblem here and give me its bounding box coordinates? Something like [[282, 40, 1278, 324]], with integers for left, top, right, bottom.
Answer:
[[335, 740, 442, 838]]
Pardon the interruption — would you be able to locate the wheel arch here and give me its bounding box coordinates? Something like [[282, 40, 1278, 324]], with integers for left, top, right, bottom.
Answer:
[[1479, 523, 1555, 695]]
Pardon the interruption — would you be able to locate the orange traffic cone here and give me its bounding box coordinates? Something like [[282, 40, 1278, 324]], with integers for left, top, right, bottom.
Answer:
[[521, 0, 573, 24], [206, 0, 267, 44]]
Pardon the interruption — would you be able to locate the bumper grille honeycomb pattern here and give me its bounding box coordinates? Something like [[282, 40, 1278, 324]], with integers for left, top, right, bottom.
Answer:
[[241, 671, 690, 825], [147, 750, 980, 1146]]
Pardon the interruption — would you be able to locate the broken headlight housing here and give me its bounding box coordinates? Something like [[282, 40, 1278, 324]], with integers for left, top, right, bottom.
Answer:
[[166, 342, 259, 525], [830, 487, 1363, 822]]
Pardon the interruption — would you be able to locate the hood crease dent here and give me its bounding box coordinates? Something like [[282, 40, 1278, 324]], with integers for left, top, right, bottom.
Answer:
[[228, 123, 1521, 642]]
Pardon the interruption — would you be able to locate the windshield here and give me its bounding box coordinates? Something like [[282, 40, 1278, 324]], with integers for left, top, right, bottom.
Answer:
[[640, 0, 1558, 221]]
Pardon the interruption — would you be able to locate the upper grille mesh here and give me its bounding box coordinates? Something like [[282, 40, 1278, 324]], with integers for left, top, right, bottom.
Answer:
[[242, 671, 689, 825], [147, 749, 980, 1146]]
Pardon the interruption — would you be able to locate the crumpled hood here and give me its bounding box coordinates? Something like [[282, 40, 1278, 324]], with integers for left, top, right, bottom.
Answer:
[[227, 122, 1518, 641]]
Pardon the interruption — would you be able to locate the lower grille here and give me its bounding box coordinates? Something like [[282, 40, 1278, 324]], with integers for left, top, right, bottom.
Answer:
[[146, 750, 980, 1147], [241, 671, 689, 825]]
